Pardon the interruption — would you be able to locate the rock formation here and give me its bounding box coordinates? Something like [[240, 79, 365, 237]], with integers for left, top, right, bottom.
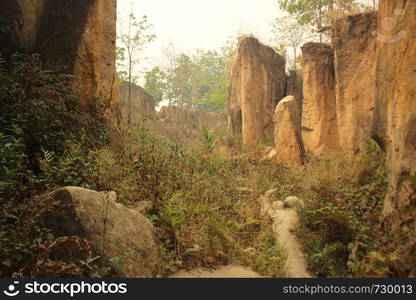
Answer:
[[377, 0, 416, 274], [1, 0, 118, 111], [158, 106, 226, 144], [273, 96, 304, 168], [39, 187, 163, 278], [228, 36, 286, 146], [120, 84, 156, 128], [332, 12, 378, 153], [301, 43, 340, 156]]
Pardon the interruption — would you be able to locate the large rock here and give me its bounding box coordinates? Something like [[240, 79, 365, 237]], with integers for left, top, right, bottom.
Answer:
[[332, 12, 378, 153], [228, 36, 286, 146], [377, 0, 416, 275], [38, 187, 163, 278], [120, 84, 156, 128], [273, 96, 304, 168], [301, 43, 340, 156]]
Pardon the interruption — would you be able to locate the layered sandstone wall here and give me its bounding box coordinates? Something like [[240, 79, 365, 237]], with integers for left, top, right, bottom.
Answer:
[[332, 12, 378, 153], [377, 1, 416, 271], [1, 0, 118, 111], [301, 43, 340, 156], [228, 37, 286, 146]]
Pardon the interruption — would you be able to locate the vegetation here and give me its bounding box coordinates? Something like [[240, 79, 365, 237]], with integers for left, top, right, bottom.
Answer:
[[0, 52, 109, 277], [117, 13, 156, 125], [270, 16, 317, 70], [144, 40, 236, 113], [263, 140, 390, 277], [278, 0, 371, 40]]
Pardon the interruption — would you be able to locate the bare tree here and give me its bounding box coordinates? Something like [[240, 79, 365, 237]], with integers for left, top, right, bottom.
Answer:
[[118, 13, 156, 126]]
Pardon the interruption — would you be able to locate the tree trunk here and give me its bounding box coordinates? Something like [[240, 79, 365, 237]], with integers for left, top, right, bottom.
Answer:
[[128, 57, 132, 126], [293, 47, 297, 71]]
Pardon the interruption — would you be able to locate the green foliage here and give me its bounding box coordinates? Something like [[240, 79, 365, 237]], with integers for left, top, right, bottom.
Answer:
[[144, 66, 166, 104], [0, 52, 109, 277], [288, 141, 388, 277], [278, 0, 365, 31], [270, 16, 317, 70], [144, 39, 236, 113]]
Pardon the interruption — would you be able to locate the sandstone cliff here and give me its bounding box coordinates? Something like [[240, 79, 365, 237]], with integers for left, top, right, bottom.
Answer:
[[120, 84, 156, 128], [301, 43, 340, 156], [287, 69, 303, 121], [332, 12, 378, 153], [377, 0, 416, 274], [1, 0, 118, 111], [273, 96, 304, 168], [228, 37, 286, 146]]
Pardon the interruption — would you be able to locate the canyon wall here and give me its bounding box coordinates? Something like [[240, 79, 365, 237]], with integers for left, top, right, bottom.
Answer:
[[120, 84, 157, 128], [377, 0, 416, 274], [1, 0, 118, 111], [332, 12, 378, 153], [228, 37, 286, 146], [158, 106, 226, 144], [301, 43, 339, 156], [287, 69, 303, 121]]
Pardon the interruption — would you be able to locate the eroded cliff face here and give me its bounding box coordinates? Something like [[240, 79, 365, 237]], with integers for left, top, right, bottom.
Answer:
[[287, 69, 303, 121], [332, 12, 378, 153], [228, 37, 286, 146], [377, 0, 416, 274], [1, 0, 118, 111], [120, 84, 156, 128], [158, 106, 226, 144], [301, 43, 340, 156]]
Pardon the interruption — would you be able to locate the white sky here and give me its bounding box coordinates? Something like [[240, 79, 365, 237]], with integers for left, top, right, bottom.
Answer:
[[118, 0, 285, 78], [117, 0, 377, 82]]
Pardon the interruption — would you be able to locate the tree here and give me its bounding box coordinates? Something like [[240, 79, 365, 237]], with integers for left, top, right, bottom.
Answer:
[[271, 16, 316, 70], [117, 13, 156, 126], [144, 67, 166, 105], [144, 39, 237, 113], [278, 0, 361, 41]]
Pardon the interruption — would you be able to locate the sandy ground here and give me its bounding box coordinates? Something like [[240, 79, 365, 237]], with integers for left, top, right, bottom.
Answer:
[[170, 265, 262, 278], [269, 206, 312, 278]]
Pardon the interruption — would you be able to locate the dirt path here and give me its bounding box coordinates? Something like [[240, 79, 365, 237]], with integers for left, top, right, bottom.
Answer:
[[170, 191, 312, 278], [170, 265, 261, 278], [268, 204, 312, 278]]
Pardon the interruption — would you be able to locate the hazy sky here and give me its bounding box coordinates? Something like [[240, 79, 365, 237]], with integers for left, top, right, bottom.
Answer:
[[117, 0, 377, 80], [118, 0, 284, 76]]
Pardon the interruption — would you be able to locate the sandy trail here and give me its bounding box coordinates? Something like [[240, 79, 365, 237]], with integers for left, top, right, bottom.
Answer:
[[170, 191, 312, 278], [170, 265, 261, 278], [269, 206, 312, 278]]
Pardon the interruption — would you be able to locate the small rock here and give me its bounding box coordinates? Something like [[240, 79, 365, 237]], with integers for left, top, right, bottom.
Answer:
[[259, 196, 272, 217], [236, 187, 253, 193], [272, 201, 284, 210], [132, 201, 154, 214], [264, 188, 278, 199], [284, 196, 302, 208]]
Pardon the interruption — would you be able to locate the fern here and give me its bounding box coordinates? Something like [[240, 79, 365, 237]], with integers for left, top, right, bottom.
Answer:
[[61, 145, 82, 167], [39, 149, 54, 172], [199, 127, 214, 154]]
